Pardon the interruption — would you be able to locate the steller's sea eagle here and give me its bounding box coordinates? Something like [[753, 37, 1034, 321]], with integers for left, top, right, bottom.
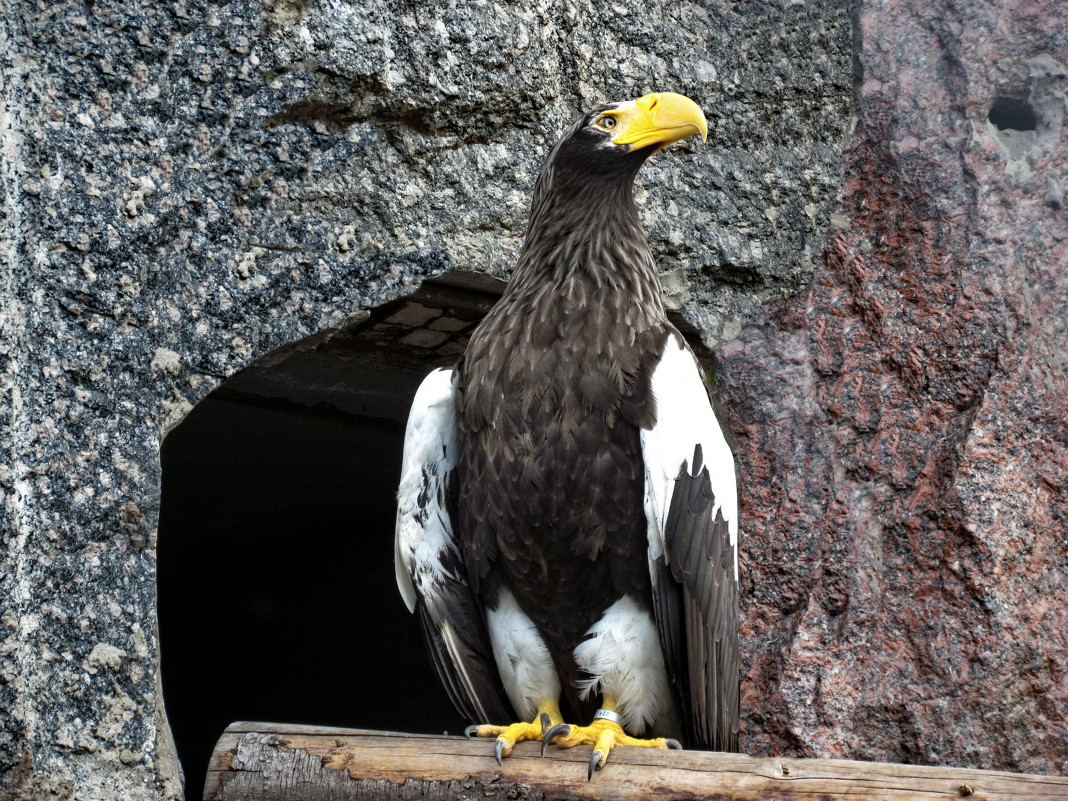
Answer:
[[395, 92, 739, 777]]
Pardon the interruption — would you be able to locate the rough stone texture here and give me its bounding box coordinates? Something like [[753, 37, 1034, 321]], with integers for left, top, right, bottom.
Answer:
[[720, 0, 1068, 778], [0, 2, 851, 798], [11, 0, 1068, 798]]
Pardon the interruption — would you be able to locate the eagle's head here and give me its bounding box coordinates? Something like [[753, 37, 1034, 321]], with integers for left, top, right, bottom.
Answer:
[[515, 91, 708, 282], [546, 92, 708, 185]]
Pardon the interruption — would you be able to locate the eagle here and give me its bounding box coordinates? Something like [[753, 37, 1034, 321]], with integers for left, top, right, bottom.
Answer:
[[395, 92, 739, 778]]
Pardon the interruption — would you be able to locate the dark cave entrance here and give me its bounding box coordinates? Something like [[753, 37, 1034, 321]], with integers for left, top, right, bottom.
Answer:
[[157, 271, 505, 799], [157, 270, 716, 799]]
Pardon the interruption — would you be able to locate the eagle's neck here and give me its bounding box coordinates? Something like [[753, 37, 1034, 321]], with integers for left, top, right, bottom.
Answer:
[[460, 158, 671, 426], [504, 164, 666, 319]]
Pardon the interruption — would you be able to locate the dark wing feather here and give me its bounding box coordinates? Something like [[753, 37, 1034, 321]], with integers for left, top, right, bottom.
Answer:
[[412, 569, 513, 724], [664, 446, 740, 751], [396, 368, 513, 724], [649, 553, 689, 732]]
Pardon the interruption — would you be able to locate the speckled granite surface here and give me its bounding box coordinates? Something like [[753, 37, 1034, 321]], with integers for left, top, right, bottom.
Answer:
[[5, 1, 1064, 799], [0, 2, 850, 797]]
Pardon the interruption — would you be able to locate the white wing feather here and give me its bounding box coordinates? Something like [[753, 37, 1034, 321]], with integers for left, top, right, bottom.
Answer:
[[641, 336, 738, 577], [395, 367, 461, 611]]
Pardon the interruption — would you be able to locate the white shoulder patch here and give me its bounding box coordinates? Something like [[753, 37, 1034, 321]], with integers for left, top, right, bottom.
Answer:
[[640, 337, 738, 576], [395, 368, 460, 612]]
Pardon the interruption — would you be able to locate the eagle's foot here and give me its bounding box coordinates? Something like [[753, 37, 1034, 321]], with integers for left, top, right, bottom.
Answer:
[[465, 709, 560, 765], [543, 711, 681, 780]]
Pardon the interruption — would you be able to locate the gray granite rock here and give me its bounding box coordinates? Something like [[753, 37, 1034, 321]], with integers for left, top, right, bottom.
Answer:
[[2, 1, 852, 798]]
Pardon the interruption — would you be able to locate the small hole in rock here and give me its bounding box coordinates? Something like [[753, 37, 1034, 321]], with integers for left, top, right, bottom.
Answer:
[[988, 96, 1038, 132]]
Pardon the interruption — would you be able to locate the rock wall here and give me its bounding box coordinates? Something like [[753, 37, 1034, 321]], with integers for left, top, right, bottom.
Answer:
[[1, 0, 1063, 799], [0, 1, 851, 798], [719, 0, 1068, 775]]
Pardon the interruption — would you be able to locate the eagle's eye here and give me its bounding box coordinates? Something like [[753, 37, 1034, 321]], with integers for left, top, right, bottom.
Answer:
[[596, 115, 618, 130]]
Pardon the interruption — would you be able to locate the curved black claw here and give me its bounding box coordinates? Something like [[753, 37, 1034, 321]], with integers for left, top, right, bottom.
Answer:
[[539, 712, 551, 734], [494, 737, 506, 766], [587, 748, 605, 781], [464, 725, 481, 739], [664, 738, 683, 750], [541, 722, 572, 756]]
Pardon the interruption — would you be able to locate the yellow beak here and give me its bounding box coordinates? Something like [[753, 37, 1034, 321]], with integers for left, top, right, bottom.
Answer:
[[611, 92, 708, 151]]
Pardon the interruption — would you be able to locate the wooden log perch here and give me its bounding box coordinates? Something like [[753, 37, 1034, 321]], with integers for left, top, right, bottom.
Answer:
[[205, 721, 1068, 801]]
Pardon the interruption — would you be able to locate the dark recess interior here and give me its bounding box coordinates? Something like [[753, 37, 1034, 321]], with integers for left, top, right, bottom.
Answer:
[[988, 95, 1038, 131], [158, 271, 715, 799], [159, 384, 459, 800], [158, 273, 505, 799]]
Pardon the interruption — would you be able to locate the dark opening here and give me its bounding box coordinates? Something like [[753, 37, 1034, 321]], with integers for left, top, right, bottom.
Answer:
[[158, 270, 716, 799], [158, 272, 505, 799], [988, 96, 1038, 132]]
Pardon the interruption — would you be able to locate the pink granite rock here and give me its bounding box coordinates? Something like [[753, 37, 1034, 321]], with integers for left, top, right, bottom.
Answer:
[[719, 0, 1068, 776]]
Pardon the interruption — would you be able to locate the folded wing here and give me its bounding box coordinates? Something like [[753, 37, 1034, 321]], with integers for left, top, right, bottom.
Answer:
[[641, 334, 740, 751], [395, 368, 512, 725]]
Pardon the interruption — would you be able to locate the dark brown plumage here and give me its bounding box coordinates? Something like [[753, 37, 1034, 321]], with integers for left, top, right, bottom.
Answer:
[[454, 110, 670, 720]]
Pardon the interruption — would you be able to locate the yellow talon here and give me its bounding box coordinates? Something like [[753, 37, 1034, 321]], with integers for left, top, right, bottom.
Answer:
[[465, 702, 563, 764], [543, 708, 680, 779]]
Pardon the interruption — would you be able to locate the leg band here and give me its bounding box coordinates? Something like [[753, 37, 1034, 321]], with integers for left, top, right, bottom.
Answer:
[[593, 708, 622, 725]]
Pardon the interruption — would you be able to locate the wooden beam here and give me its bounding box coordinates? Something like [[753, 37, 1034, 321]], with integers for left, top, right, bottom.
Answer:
[[204, 722, 1068, 801]]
